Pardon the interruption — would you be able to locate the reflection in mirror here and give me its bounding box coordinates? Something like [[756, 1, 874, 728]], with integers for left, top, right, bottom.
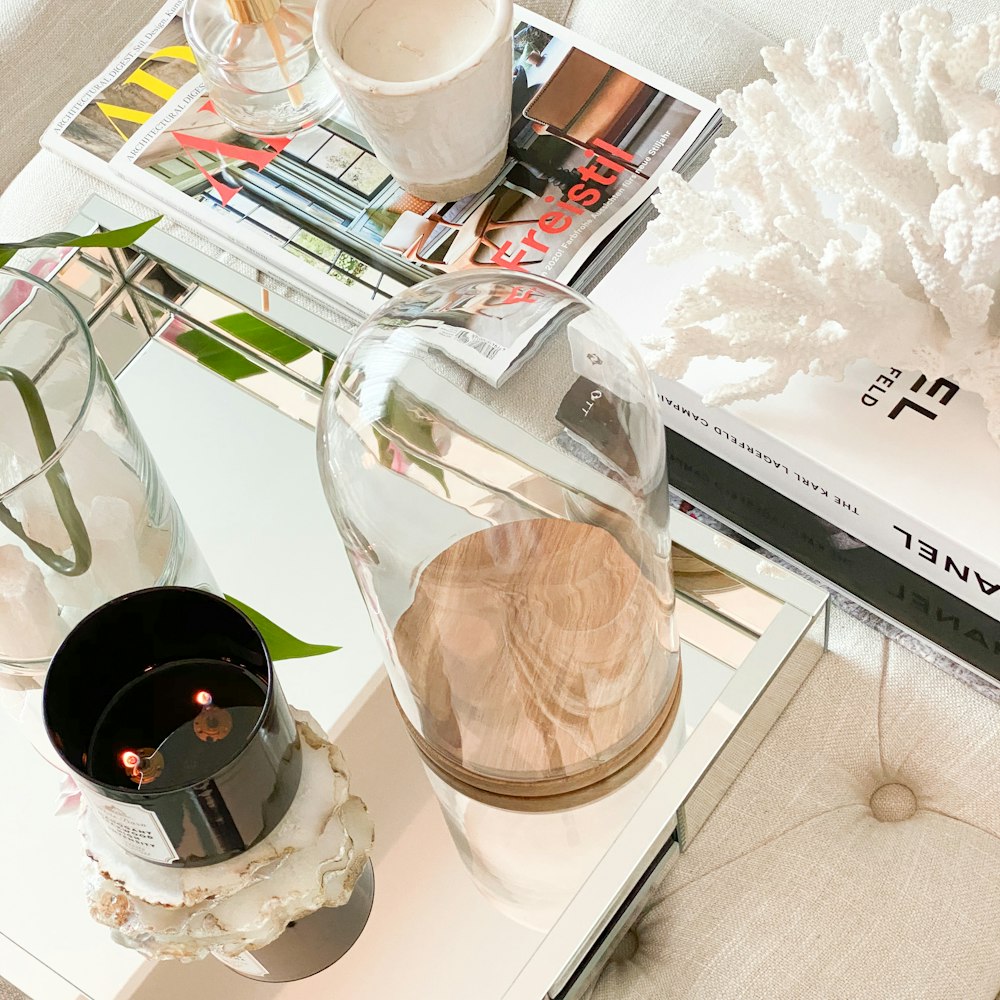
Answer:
[[135, 261, 191, 306], [89, 307, 149, 377], [43, 227, 338, 425], [674, 544, 783, 636], [50, 257, 117, 316], [422, 715, 684, 932]]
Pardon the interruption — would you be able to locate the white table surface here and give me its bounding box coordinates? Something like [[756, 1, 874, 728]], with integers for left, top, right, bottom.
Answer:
[[0, 340, 747, 1000], [0, 341, 384, 1000]]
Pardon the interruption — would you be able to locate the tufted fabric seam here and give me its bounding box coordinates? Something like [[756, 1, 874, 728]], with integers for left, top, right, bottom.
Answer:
[[661, 802, 868, 901], [917, 806, 1000, 846], [876, 640, 891, 778], [0, 977, 28, 1000], [588, 610, 1000, 1000]]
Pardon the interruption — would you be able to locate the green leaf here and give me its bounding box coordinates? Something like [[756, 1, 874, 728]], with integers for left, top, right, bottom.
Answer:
[[225, 595, 340, 660], [67, 217, 163, 248], [213, 312, 311, 365], [174, 328, 267, 381], [372, 394, 452, 497], [373, 427, 450, 497], [410, 453, 451, 496], [0, 217, 162, 267], [321, 354, 336, 387]]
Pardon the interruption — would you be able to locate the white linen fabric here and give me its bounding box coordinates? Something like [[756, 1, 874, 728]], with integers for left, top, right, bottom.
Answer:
[[0, 0, 151, 190], [588, 607, 1000, 1000], [0, 979, 27, 1000], [567, 0, 994, 69], [525, 0, 574, 23]]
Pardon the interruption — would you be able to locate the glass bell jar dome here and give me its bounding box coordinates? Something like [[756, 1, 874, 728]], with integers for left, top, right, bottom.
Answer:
[[317, 271, 680, 808]]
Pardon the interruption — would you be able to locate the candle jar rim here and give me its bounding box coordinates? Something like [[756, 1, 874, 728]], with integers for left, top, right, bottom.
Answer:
[[314, 0, 514, 95], [0, 267, 99, 505], [43, 586, 277, 799]]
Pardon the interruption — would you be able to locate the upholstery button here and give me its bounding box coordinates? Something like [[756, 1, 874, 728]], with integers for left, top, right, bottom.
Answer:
[[869, 783, 918, 822]]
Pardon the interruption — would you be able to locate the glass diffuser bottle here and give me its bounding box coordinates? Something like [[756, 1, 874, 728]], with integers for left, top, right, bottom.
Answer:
[[184, 0, 340, 137], [317, 271, 682, 809]]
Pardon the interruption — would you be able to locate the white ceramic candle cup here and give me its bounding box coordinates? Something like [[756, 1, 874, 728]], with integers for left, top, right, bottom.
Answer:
[[314, 0, 514, 202]]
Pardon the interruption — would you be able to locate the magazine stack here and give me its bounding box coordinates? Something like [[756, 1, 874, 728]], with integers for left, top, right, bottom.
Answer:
[[44, 0, 722, 322]]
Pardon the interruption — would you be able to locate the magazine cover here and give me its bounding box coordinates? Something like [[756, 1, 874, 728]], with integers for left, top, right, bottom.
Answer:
[[44, 1, 719, 320]]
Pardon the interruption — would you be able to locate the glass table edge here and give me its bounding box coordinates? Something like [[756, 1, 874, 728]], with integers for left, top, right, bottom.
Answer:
[[512, 567, 826, 999]]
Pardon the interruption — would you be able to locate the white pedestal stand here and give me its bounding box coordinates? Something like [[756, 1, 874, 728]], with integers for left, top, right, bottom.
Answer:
[[80, 709, 375, 982]]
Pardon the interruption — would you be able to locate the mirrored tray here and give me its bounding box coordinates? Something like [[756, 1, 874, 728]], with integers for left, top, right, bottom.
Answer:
[[14, 196, 829, 1000]]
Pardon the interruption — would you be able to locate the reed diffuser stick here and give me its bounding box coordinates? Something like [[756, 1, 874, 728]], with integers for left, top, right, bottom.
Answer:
[[225, 0, 305, 109]]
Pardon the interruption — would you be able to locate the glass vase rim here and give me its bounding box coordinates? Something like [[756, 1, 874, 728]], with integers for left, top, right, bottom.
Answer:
[[0, 266, 99, 505], [42, 587, 278, 798]]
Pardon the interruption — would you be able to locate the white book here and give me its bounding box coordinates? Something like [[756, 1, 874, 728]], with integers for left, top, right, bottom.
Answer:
[[592, 167, 1000, 624], [42, 0, 720, 322]]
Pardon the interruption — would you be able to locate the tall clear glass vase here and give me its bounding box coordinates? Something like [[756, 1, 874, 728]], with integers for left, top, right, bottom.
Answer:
[[0, 268, 215, 676], [317, 270, 681, 809]]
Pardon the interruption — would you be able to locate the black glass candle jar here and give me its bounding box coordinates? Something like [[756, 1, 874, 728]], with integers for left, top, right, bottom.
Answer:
[[43, 587, 302, 867]]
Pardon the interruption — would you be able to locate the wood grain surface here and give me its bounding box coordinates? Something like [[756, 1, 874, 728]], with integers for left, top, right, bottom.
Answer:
[[394, 518, 681, 798]]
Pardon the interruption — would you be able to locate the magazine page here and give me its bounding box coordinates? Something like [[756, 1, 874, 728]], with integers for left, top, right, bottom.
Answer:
[[45, 2, 718, 320], [49, 0, 195, 163]]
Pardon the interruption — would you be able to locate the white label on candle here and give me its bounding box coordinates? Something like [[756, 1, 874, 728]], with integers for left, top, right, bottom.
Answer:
[[213, 950, 270, 978], [89, 797, 180, 864]]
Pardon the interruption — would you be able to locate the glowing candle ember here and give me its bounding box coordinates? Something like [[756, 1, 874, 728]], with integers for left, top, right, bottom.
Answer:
[[194, 688, 235, 743], [119, 747, 166, 786], [88, 661, 263, 788]]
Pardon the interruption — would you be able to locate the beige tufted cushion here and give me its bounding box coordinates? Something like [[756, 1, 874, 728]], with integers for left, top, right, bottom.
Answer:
[[0, 979, 27, 1000], [589, 609, 1000, 1000]]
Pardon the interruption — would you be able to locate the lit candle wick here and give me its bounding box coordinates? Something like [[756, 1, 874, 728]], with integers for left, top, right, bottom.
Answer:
[[397, 40, 424, 57], [193, 690, 234, 743], [121, 747, 164, 786]]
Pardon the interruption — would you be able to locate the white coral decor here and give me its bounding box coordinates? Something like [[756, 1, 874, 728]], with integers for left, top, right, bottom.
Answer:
[[645, 7, 1000, 440]]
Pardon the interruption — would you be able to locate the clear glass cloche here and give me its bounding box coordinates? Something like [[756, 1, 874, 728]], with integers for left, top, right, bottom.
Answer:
[[317, 271, 681, 808]]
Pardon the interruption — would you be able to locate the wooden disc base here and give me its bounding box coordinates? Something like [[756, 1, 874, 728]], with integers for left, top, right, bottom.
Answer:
[[398, 662, 683, 813]]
